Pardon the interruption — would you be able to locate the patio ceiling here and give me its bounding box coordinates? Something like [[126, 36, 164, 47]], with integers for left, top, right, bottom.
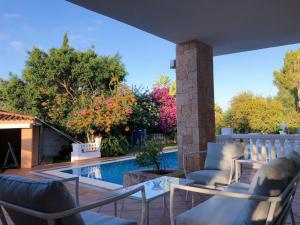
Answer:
[[68, 0, 300, 56]]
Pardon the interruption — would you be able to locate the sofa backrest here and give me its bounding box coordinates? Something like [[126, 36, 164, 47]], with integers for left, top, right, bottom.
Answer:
[[204, 142, 243, 171], [0, 176, 84, 225], [249, 158, 297, 196], [286, 150, 300, 170], [242, 158, 297, 225]]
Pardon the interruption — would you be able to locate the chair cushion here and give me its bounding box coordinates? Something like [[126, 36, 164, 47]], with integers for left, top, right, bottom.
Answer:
[[0, 175, 84, 225], [81, 211, 138, 225], [175, 195, 246, 225], [204, 142, 243, 171], [187, 170, 230, 186]]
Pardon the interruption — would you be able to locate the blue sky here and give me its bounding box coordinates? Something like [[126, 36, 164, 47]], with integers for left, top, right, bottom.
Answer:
[[1, 0, 300, 110]]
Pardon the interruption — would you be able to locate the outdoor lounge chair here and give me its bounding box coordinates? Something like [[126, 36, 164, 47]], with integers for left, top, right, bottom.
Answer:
[[171, 155, 300, 225], [183, 142, 244, 187], [0, 176, 146, 225]]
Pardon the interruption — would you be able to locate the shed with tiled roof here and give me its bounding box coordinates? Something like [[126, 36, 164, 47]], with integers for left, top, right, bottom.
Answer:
[[0, 111, 73, 169]]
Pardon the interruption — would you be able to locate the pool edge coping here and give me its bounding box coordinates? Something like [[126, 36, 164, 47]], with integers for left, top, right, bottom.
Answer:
[[34, 149, 178, 190]]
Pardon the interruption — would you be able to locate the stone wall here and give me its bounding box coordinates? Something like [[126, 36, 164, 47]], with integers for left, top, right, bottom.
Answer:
[[176, 40, 215, 171]]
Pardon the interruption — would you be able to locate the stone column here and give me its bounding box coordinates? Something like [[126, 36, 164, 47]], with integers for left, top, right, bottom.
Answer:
[[176, 40, 215, 171]]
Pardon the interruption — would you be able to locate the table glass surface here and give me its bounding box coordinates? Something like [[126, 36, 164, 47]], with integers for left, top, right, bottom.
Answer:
[[117, 176, 194, 201]]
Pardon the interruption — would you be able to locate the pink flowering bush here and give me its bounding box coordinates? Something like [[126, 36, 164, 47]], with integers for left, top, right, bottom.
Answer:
[[151, 87, 176, 133]]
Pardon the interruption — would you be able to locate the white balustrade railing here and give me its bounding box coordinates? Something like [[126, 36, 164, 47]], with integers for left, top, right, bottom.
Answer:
[[216, 133, 300, 162], [71, 143, 101, 162]]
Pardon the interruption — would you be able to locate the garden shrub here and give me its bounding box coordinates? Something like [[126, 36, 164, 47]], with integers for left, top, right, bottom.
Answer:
[[101, 135, 129, 157], [135, 142, 164, 173]]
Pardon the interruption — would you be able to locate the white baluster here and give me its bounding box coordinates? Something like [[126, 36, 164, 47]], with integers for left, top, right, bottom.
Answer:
[[270, 140, 276, 160], [260, 139, 267, 162], [279, 139, 285, 157], [251, 138, 257, 161], [292, 140, 297, 153], [284, 139, 291, 156], [257, 139, 262, 161], [243, 138, 250, 159], [294, 139, 300, 153]]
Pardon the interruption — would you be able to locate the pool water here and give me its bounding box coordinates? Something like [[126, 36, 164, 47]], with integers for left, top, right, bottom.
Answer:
[[62, 151, 178, 185]]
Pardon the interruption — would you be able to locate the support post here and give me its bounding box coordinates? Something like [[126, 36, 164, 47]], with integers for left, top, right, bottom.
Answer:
[[176, 40, 215, 171]]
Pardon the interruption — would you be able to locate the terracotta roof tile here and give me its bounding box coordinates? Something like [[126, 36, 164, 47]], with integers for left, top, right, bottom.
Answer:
[[0, 110, 36, 122]]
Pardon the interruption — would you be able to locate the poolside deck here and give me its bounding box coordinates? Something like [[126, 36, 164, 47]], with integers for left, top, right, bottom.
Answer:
[[1, 163, 300, 225]]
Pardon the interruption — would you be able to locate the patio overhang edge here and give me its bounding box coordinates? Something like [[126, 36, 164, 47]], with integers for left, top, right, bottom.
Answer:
[[67, 0, 300, 56]]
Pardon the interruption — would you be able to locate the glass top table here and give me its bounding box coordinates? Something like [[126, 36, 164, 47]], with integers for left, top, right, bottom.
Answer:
[[114, 176, 194, 225], [131, 176, 193, 201]]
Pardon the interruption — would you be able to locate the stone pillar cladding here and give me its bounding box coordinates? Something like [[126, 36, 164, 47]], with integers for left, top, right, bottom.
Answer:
[[176, 40, 215, 171]]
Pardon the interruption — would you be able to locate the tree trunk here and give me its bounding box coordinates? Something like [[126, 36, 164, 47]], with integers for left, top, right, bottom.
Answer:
[[95, 135, 102, 147], [87, 132, 95, 143]]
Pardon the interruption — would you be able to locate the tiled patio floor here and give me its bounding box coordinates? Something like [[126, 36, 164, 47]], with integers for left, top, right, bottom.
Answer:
[[1, 164, 300, 225]]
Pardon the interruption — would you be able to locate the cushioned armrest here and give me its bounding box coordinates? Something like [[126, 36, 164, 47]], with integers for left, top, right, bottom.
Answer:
[[235, 159, 267, 166], [59, 177, 80, 206]]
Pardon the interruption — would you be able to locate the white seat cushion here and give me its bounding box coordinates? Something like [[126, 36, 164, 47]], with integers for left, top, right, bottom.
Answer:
[[175, 195, 246, 225], [81, 211, 138, 225], [187, 170, 230, 185]]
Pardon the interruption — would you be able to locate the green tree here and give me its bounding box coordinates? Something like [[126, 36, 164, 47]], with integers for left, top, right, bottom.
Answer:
[[284, 111, 300, 133], [226, 92, 284, 133], [154, 75, 171, 88], [0, 34, 127, 130], [215, 104, 224, 134], [222, 109, 235, 129], [249, 98, 284, 133], [135, 142, 164, 173], [0, 74, 27, 112], [0, 78, 8, 110], [273, 49, 300, 111], [128, 87, 159, 132], [169, 80, 176, 96], [154, 74, 176, 96]]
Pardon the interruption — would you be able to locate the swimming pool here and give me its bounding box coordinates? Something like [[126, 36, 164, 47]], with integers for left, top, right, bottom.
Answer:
[[44, 151, 178, 189]]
